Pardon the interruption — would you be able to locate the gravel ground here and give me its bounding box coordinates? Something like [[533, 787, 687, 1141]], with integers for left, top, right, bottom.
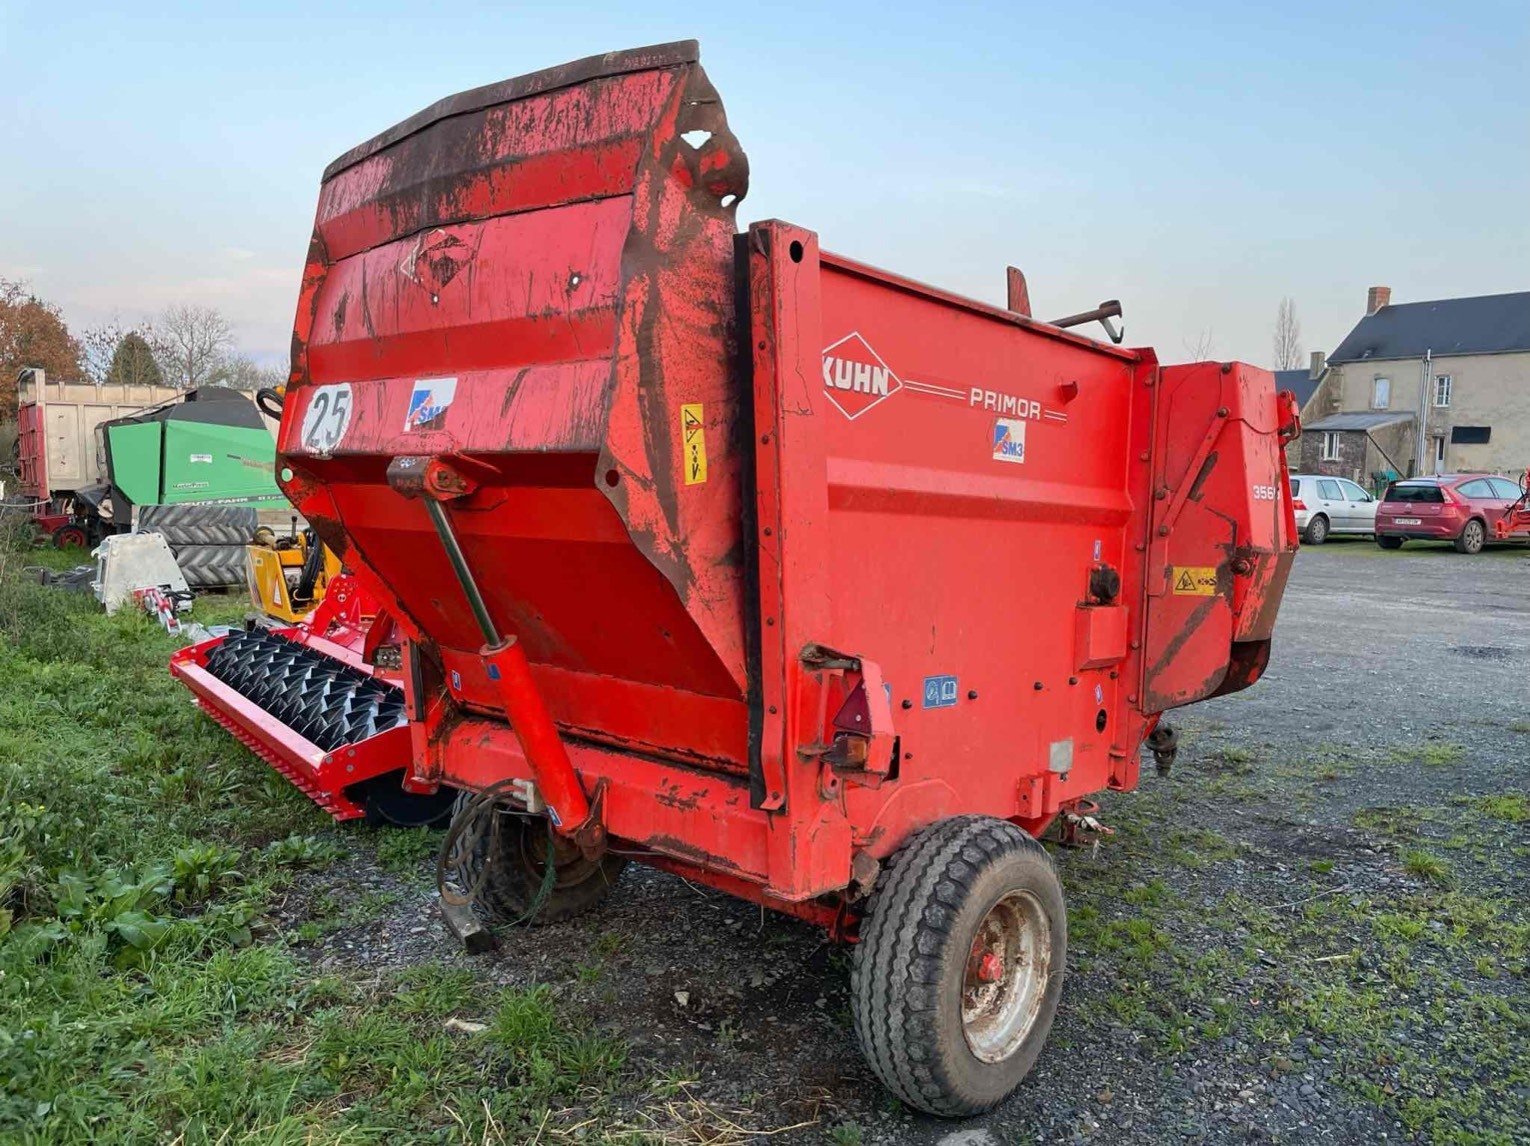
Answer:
[[278, 539, 1530, 1144]]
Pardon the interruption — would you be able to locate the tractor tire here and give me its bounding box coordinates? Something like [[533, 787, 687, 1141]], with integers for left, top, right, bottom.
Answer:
[[447, 793, 627, 926], [171, 543, 248, 587], [136, 504, 258, 547], [1377, 536, 1404, 550], [851, 815, 1066, 1117], [1454, 518, 1486, 555], [1303, 514, 1330, 545], [52, 524, 90, 549]]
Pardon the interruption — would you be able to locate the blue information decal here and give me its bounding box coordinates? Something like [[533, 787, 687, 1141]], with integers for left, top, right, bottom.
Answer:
[[922, 675, 959, 709]]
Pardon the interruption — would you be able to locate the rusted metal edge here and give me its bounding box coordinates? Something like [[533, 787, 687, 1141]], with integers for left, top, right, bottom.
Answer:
[[323, 39, 701, 180], [818, 248, 1140, 362]]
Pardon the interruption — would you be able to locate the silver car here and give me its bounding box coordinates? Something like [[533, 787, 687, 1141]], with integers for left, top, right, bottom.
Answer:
[[1290, 473, 1379, 544]]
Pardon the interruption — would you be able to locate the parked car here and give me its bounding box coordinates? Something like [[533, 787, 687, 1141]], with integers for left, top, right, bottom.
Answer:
[[1289, 474, 1379, 544], [1374, 474, 1525, 554]]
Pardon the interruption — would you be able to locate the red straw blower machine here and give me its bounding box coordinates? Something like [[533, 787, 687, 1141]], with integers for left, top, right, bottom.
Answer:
[[274, 42, 1299, 1114]]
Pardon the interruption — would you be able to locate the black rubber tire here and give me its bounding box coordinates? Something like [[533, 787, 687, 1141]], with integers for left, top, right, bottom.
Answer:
[[1303, 514, 1330, 545], [1377, 536, 1404, 550], [170, 543, 248, 587], [52, 524, 89, 549], [851, 815, 1067, 1117], [1454, 518, 1485, 555], [358, 772, 458, 828], [448, 792, 627, 926], [136, 504, 258, 547]]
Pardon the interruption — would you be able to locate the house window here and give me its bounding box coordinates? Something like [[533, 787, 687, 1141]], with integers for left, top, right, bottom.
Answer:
[[1451, 425, 1491, 444], [1370, 377, 1391, 409], [1321, 431, 1341, 462], [1433, 374, 1452, 407]]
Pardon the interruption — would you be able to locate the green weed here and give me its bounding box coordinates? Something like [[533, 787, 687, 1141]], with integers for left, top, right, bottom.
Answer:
[[1401, 849, 1452, 884], [1477, 793, 1529, 823]]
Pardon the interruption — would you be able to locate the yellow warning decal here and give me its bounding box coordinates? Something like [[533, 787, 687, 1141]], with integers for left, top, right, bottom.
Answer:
[[681, 403, 707, 485], [1171, 566, 1219, 596]]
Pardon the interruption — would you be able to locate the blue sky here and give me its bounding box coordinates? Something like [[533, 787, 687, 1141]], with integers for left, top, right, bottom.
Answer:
[[1, 1, 1525, 370]]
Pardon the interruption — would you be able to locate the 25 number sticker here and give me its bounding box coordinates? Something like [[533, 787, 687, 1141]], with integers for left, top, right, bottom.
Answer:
[[300, 384, 353, 453]]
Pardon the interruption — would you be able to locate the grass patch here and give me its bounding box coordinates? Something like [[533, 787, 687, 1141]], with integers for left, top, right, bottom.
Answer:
[[1477, 793, 1530, 823], [1390, 741, 1466, 767], [372, 826, 439, 876], [0, 533, 639, 1141], [1400, 848, 1452, 884], [1062, 779, 1530, 1143]]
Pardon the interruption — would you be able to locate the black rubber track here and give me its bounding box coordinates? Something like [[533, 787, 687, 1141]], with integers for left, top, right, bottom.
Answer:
[[850, 815, 1066, 1117], [202, 630, 405, 752]]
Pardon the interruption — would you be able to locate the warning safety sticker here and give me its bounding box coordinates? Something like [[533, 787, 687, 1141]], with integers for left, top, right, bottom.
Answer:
[[1171, 566, 1219, 596], [681, 403, 708, 485]]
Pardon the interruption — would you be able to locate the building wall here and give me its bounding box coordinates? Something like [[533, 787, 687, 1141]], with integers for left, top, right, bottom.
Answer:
[[1286, 369, 1339, 470], [1326, 351, 1530, 475], [1296, 428, 1368, 482], [1294, 421, 1415, 491]]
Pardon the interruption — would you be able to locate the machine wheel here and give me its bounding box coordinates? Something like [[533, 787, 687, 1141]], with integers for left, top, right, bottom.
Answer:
[[52, 524, 89, 549], [1377, 536, 1404, 550], [1303, 514, 1330, 545], [1454, 518, 1485, 555], [447, 793, 627, 925], [851, 815, 1066, 1117], [358, 772, 458, 828]]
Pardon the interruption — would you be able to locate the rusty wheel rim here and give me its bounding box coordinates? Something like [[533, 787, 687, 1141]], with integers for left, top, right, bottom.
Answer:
[[961, 889, 1052, 1064]]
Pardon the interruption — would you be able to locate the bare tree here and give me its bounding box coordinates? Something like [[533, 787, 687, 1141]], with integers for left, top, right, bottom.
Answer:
[[1183, 327, 1215, 362], [1272, 297, 1303, 370], [221, 354, 287, 392], [153, 304, 234, 389]]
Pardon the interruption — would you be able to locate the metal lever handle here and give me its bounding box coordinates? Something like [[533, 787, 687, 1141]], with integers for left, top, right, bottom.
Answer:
[[423, 499, 500, 645], [406, 469, 603, 857], [1048, 300, 1125, 344]]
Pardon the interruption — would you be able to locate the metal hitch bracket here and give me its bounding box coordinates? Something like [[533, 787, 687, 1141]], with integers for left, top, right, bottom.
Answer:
[[387, 454, 605, 858]]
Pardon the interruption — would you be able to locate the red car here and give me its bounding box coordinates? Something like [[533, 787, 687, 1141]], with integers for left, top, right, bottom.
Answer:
[[1375, 474, 1526, 553]]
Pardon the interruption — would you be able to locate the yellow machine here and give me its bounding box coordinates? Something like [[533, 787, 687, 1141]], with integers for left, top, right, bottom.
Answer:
[[245, 525, 342, 623]]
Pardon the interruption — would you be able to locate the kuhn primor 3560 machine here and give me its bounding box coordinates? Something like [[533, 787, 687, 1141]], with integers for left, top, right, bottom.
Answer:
[[255, 42, 1296, 1114]]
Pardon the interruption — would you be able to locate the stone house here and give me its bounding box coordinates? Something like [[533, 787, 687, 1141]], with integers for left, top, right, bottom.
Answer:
[[1293, 287, 1530, 489]]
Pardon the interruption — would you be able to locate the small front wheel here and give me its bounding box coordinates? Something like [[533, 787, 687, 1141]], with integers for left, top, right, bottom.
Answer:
[[851, 816, 1066, 1117]]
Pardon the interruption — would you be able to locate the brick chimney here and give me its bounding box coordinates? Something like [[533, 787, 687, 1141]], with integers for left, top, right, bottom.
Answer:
[[1366, 286, 1392, 315], [1309, 350, 1326, 379]]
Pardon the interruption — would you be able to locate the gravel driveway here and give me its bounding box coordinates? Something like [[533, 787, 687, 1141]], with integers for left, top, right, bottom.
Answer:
[[294, 539, 1530, 1144]]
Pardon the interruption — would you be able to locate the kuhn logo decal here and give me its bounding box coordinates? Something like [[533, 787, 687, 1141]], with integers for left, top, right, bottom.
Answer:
[[820, 335, 1070, 453], [821, 333, 902, 420]]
